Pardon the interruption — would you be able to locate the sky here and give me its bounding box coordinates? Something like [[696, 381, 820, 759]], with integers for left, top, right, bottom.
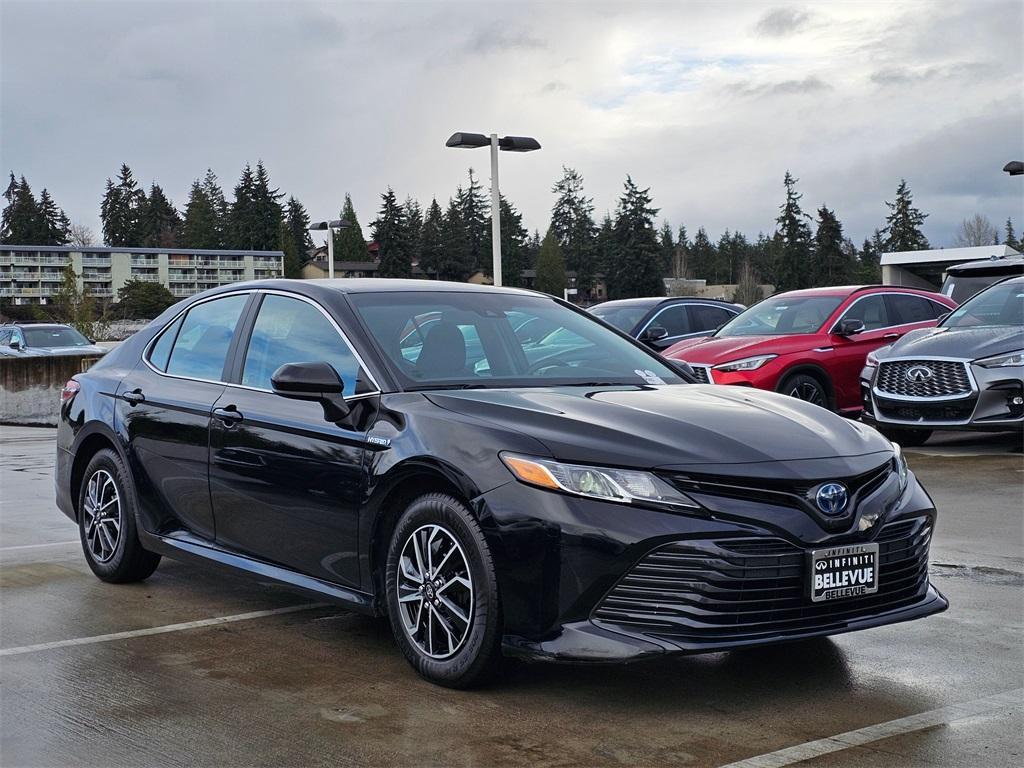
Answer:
[[1, 0, 1022, 249]]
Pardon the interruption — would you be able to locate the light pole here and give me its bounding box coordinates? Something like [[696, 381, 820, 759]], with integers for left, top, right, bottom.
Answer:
[[446, 132, 541, 286], [309, 219, 350, 280]]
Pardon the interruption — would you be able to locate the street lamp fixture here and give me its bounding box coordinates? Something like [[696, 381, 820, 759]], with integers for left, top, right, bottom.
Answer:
[[446, 131, 541, 286], [1003, 161, 1024, 176], [308, 219, 351, 280]]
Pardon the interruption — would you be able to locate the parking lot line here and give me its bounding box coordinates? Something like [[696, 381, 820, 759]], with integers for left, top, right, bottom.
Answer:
[[0, 603, 327, 657], [717, 687, 1024, 768], [0, 540, 80, 551]]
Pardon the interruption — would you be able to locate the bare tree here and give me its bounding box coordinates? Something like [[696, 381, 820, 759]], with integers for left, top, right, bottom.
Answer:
[[732, 260, 764, 305], [67, 222, 96, 247], [952, 214, 999, 247]]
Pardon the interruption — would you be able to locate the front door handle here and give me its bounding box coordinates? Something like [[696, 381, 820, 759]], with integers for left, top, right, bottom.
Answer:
[[122, 389, 145, 406], [213, 405, 243, 426], [882, 333, 900, 341]]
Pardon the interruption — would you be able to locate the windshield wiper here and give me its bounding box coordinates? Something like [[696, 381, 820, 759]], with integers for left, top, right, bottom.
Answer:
[[406, 383, 492, 391]]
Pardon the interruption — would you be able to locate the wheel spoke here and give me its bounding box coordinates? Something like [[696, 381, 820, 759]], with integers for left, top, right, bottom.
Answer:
[[82, 470, 121, 564], [437, 594, 469, 626], [437, 574, 471, 594]]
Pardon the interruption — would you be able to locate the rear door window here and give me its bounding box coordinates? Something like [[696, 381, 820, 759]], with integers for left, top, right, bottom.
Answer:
[[165, 294, 248, 381], [688, 304, 735, 333], [888, 294, 943, 325]]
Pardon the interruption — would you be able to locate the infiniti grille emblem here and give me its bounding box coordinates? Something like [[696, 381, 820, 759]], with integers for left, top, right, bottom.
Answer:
[[815, 483, 849, 516], [905, 365, 933, 383]]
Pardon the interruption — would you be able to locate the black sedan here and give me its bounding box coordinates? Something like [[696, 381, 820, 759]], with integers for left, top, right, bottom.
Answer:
[[55, 280, 946, 687], [589, 296, 742, 350]]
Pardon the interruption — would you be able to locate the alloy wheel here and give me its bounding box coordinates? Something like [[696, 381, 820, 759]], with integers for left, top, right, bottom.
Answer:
[[789, 381, 826, 406], [83, 469, 121, 563], [396, 524, 474, 659]]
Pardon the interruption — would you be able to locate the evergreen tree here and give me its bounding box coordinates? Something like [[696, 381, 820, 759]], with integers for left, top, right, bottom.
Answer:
[[882, 179, 929, 252], [525, 229, 542, 269], [282, 196, 314, 277], [372, 188, 412, 279], [550, 167, 597, 297], [249, 161, 284, 251], [138, 184, 181, 248], [37, 189, 70, 245], [1004, 218, 1020, 251], [659, 222, 675, 277], [689, 227, 717, 282], [607, 176, 663, 299], [672, 225, 690, 279], [101, 164, 146, 246], [534, 228, 567, 297], [715, 229, 736, 285], [182, 180, 220, 249], [1, 174, 44, 244], [812, 206, 854, 286], [458, 169, 489, 275], [201, 169, 228, 247], [418, 198, 445, 278], [227, 164, 257, 249], [773, 171, 813, 291], [333, 194, 368, 261], [438, 197, 474, 281], [402, 196, 423, 269], [750, 232, 778, 288], [116, 278, 176, 318], [594, 214, 616, 280], [490, 196, 529, 287], [857, 230, 884, 283]]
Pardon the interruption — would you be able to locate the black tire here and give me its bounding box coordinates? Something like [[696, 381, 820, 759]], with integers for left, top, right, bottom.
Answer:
[[77, 448, 161, 583], [879, 426, 933, 447], [385, 493, 502, 688], [778, 372, 830, 410]]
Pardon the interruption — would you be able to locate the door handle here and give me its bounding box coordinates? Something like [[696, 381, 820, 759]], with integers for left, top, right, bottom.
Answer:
[[213, 405, 244, 425], [882, 333, 900, 340], [122, 389, 145, 406]]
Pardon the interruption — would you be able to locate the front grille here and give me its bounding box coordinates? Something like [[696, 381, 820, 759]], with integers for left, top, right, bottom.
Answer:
[[876, 359, 971, 399], [690, 365, 711, 384], [592, 517, 931, 643]]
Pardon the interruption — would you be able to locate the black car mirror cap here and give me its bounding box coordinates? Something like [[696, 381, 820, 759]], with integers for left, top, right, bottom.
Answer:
[[640, 325, 669, 343], [271, 361, 350, 421], [836, 318, 866, 336], [665, 359, 699, 383], [8, 340, 21, 350]]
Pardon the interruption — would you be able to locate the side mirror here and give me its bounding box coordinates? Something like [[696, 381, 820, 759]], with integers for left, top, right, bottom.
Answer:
[[271, 361, 350, 421], [639, 325, 669, 344], [666, 359, 698, 383], [836, 318, 866, 337], [9, 340, 21, 350], [937, 312, 950, 323]]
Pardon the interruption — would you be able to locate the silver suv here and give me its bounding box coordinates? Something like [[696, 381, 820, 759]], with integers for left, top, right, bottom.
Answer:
[[860, 276, 1023, 445]]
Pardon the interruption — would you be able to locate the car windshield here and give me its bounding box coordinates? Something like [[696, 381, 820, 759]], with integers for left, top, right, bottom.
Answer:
[[715, 295, 843, 337], [942, 279, 1024, 329], [348, 291, 685, 389], [589, 304, 650, 332], [23, 326, 91, 347]]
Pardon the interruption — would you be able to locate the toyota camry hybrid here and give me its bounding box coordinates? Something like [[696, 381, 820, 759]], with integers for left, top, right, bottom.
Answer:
[[56, 279, 947, 687]]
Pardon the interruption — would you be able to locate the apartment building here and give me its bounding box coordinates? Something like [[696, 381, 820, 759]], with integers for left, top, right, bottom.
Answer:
[[0, 245, 284, 305]]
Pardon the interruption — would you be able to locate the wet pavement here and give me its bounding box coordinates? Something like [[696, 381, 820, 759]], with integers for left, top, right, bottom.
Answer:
[[1, 426, 1021, 767]]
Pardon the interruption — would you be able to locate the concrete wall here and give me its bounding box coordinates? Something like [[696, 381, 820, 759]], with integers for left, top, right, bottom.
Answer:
[[0, 355, 102, 426]]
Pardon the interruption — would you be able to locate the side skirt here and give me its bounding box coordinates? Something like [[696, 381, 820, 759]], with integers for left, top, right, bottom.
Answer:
[[137, 529, 380, 616]]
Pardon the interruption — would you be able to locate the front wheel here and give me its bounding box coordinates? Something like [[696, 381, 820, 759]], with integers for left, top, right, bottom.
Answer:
[[778, 372, 830, 409], [385, 493, 502, 688], [879, 426, 933, 447]]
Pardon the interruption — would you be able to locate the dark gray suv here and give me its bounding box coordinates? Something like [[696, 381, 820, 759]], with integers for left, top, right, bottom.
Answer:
[[860, 276, 1024, 445]]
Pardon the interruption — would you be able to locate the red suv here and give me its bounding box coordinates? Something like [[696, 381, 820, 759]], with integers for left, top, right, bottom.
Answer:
[[663, 286, 957, 414]]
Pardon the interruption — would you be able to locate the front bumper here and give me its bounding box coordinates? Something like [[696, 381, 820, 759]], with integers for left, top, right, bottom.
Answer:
[[478, 466, 947, 662], [860, 359, 1024, 432]]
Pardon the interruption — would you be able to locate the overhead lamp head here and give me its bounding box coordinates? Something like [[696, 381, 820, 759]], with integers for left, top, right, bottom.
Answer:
[[498, 136, 541, 152], [446, 132, 490, 149], [1004, 161, 1024, 176]]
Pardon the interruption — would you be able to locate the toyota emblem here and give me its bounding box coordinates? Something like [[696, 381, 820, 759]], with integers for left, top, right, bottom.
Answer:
[[905, 365, 933, 383], [815, 483, 849, 516]]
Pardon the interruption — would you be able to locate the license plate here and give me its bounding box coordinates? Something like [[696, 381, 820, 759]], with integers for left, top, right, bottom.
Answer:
[[810, 543, 879, 603]]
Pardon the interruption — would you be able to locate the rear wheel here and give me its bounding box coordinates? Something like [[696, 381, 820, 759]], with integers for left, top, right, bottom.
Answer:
[[878, 426, 933, 447], [385, 493, 502, 688], [778, 372, 830, 409], [78, 449, 161, 583]]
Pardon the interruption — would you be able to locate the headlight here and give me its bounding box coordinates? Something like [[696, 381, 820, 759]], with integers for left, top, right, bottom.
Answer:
[[501, 453, 700, 510], [975, 350, 1024, 368], [892, 443, 909, 493], [713, 354, 777, 372]]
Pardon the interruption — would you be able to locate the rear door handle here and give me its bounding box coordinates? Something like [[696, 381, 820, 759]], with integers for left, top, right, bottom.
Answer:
[[882, 333, 900, 340], [122, 389, 145, 406], [213, 405, 243, 425]]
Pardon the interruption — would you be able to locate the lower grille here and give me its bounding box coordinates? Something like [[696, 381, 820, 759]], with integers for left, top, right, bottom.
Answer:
[[875, 397, 976, 423], [876, 359, 971, 399], [592, 517, 931, 642]]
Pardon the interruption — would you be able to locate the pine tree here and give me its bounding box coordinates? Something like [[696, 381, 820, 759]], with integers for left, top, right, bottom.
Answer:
[[607, 176, 663, 299], [227, 164, 257, 249], [438, 198, 475, 281], [201, 169, 228, 248], [138, 184, 181, 248], [858, 229, 884, 283], [525, 229, 542, 269], [457, 169, 490, 275], [333, 194, 368, 261], [594, 214, 615, 280], [101, 164, 146, 246], [492, 196, 529, 287], [403, 196, 423, 269], [550, 167, 597, 297], [282, 196, 314, 277], [535, 228, 567, 297], [372, 188, 412, 278], [1, 174, 46, 244], [773, 171, 813, 291], [689, 227, 717, 282], [882, 179, 929, 252], [418, 198, 445, 278], [812, 206, 854, 286], [1004, 218, 1020, 251], [249, 161, 284, 251], [182, 180, 220, 249], [659, 222, 675, 278], [37, 189, 70, 245]]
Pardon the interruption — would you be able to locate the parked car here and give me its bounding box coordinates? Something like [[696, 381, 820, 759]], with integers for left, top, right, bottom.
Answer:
[[0, 322, 107, 357], [860, 275, 1024, 445], [941, 254, 1024, 304], [589, 297, 743, 350], [663, 286, 957, 414], [57, 279, 946, 687]]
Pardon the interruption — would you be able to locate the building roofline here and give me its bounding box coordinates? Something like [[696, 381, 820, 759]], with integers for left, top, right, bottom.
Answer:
[[0, 244, 284, 257]]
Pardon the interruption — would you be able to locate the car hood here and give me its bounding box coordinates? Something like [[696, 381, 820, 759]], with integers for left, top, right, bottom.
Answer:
[[663, 334, 814, 364], [881, 326, 1023, 361], [425, 384, 891, 470]]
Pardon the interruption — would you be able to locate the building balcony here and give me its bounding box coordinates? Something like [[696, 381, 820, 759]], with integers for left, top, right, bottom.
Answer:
[[81, 257, 112, 266], [131, 257, 160, 266], [86, 287, 114, 297], [170, 287, 196, 297], [129, 273, 162, 282], [82, 273, 110, 282]]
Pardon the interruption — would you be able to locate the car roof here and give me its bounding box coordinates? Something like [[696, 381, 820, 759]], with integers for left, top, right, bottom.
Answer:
[[197, 278, 543, 298], [592, 296, 740, 309], [0, 322, 73, 329], [945, 256, 1024, 276], [773, 285, 946, 299]]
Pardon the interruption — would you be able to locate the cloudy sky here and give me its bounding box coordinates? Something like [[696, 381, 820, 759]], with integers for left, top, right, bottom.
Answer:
[[2, 0, 1022, 248]]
